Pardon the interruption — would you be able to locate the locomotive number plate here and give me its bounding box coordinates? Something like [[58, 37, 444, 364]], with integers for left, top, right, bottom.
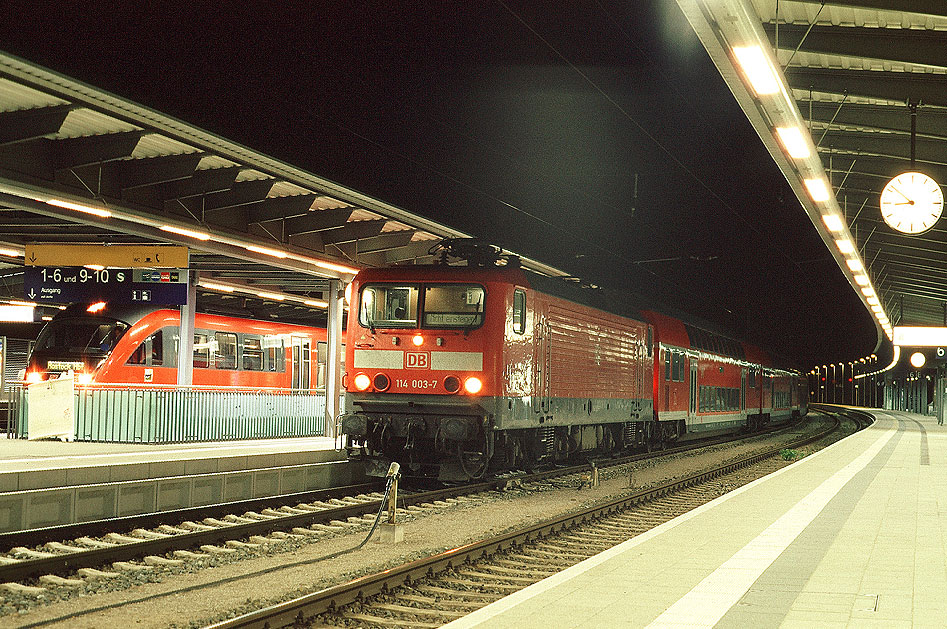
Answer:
[[396, 378, 439, 390]]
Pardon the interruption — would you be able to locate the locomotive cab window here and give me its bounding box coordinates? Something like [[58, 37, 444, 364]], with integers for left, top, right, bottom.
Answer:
[[512, 289, 526, 334], [423, 284, 484, 328], [126, 331, 163, 367], [359, 284, 419, 328]]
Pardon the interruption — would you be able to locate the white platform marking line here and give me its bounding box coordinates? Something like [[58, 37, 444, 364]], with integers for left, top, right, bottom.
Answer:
[[645, 424, 897, 628]]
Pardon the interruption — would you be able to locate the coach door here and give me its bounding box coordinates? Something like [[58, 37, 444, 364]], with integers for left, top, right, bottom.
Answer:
[[533, 309, 551, 417], [291, 336, 311, 391], [741, 369, 747, 416], [688, 359, 698, 419]]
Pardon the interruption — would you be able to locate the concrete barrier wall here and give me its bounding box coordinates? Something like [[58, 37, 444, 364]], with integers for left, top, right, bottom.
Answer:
[[0, 459, 362, 533]]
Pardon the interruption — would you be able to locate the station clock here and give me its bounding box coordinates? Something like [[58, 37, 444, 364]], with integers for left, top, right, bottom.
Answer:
[[879, 171, 943, 234]]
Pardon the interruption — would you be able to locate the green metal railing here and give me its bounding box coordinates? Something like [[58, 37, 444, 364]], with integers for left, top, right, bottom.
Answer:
[[9, 384, 327, 443]]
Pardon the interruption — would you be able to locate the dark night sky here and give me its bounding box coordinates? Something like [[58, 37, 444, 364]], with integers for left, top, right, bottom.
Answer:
[[0, 1, 878, 368]]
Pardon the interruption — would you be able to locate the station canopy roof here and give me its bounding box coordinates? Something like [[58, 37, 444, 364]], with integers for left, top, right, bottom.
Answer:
[[680, 0, 947, 345], [0, 52, 570, 323]]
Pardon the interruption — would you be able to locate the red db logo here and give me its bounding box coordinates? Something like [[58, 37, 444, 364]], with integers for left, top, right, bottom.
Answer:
[[405, 352, 430, 369]]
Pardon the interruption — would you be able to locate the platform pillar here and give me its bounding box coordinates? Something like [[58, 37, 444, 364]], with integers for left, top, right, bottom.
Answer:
[[325, 279, 345, 438], [176, 270, 197, 386]]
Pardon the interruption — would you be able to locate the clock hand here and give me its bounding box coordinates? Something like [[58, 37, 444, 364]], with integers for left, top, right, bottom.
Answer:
[[888, 186, 913, 203]]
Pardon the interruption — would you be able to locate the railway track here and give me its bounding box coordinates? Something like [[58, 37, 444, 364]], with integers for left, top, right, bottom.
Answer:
[[207, 409, 867, 629], [0, 411, 845, 620]]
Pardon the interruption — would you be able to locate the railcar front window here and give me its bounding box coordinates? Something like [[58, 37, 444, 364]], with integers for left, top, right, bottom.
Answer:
[[35, 318, 130, 355], [423, 285, 485, 328], [359, 285, 420, 328]]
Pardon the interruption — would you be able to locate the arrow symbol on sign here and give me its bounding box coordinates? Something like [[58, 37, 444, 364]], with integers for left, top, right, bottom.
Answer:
[[28, 289, 36, 299], [28, 254, 36, 263]]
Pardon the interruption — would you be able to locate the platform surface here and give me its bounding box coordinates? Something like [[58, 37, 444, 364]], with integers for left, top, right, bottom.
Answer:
[[445, 410, 944, 628], [0, 435, 341, 473]]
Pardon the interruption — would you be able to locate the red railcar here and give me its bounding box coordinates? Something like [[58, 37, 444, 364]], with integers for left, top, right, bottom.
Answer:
[[341, 253, 806, 481], [25, 304, 328, 389]]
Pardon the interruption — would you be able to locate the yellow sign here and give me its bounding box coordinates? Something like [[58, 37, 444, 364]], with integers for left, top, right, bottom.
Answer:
[[25, 244, 189, 268]]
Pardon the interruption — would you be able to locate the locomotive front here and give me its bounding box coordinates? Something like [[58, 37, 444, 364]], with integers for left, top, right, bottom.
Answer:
[[341, 266, 509, 481]]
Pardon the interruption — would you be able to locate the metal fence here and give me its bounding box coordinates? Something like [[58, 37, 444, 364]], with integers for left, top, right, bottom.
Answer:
[[8, 384, 328, 443]]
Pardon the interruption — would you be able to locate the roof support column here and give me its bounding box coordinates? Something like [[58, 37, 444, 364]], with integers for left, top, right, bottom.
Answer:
[[325, 279, 345, 437], [176, 270, 197, 386]]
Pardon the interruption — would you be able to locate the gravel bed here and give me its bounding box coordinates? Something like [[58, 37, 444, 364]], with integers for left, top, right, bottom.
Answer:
[[0, 414, 847, 628]]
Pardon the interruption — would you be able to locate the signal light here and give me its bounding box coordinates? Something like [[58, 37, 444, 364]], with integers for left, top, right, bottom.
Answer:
[[353, 373, 371, 391], [373, 373, 390, 392], [464, 377, 483, 394]]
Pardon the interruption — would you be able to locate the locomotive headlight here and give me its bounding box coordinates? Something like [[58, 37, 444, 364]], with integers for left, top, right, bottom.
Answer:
[[464, 377, 483, 394], [412, 334, 424, 346], [353, 373, 371, 391], [25, 371, 43, 384], [76, 372, 93, 385]]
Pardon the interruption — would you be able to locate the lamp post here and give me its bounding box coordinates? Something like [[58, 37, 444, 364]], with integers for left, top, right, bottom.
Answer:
[[830, 364, 837, 403]]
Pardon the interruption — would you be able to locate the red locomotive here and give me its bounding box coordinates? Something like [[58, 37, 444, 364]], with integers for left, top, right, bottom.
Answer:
[[25, 303, 328, 389], [341, 241, 807, 481]]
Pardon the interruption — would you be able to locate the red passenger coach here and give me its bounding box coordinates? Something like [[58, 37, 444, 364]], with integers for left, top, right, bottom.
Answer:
[[340, 241, 807, 482], [25, 304, 327, 389]]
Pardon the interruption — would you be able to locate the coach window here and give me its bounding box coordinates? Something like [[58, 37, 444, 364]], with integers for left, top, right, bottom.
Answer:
[[512, 289, 526, 334], [262, 335, 285, 372], [242, 336, 264, 371], [193, 333, 211, 369], [664, 350, 671, 381], [215, 333, 237, 370]]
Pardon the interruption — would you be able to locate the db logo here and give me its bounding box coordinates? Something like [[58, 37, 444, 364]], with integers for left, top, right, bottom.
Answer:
[[405, 352, 430, 369]]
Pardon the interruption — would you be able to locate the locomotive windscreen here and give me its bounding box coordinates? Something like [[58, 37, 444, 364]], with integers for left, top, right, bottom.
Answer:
[[34, 317, 131, 356], [359, 283, 485, 329]]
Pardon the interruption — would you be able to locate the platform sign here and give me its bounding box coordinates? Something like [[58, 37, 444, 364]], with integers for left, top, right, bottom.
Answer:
[[25, 244, 189, 268], [23, 267, 188, 305]]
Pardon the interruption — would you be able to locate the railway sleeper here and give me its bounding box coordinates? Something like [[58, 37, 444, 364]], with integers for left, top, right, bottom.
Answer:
[[438, 576, 521, 593], [367, 602, 467, 620], [345, 612, 441, 629], [413, 584, 504, 602], [399, 594, 483, 612], [457, 568, 535, 585]]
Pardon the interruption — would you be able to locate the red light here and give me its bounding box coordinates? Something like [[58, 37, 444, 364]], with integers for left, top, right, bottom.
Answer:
[[353, 373, 371, 391]]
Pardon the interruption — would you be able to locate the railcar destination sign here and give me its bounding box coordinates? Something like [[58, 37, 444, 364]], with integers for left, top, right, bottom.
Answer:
[[24, 267, 188, 305]]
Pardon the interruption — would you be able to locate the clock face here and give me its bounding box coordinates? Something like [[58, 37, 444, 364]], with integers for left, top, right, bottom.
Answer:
[[879, 172, 943, 234]]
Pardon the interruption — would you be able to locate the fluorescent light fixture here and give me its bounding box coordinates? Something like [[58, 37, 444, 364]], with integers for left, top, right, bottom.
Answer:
[[7, 300, 36, 307], [893, 326, 947, 347], [312, 259, 359, 275], [822, 214, 845, 232], [861, 286, 875, 296], [0, 305, 34, 322], [804, 178, 831, 202], [84, 264, 105, 271], [871, 304, 883, 313], [41, 315, 52, 321], [46, 198, 112, 218], [846, 258, 863, 271], [198, 281, 235, 293], [835, 239, 856, 254], [161, 225, 211, 240], [304, 299, 328, 308], [246, 245, 288, 258], [866, 296, 880, 306], [0, 247, 21, 257], [732, 46, 780, 95], [775, 127, 810, 158], [853, 274, 870, 286], [257, 291, 285, 301]]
